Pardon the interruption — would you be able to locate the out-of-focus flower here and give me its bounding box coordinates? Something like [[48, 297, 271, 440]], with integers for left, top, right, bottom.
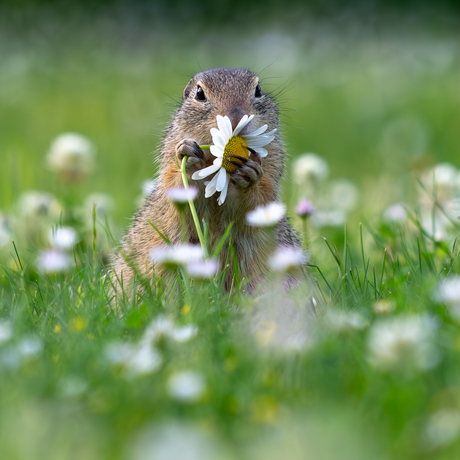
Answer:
[[246, 202, 286, 227], [293, 153, 329, 185], [296, 198, 315, 218], [105, 342, 162, 377], [185, 259, 219, 279], [49, 227, 78, 250], [167, 370, 206, 402], [141, 316, 198, 344], [423, 409, 460, 450], [325, 310, 368, 333], [373, 300, 396, 315], [0, 320, 13, 345], [36, 249, 71, 274], [150, 244, 204, 268], [47, 132, 95, 182], [312, 209, 346, 228], [18, 191, 61, 220], [367, 315, 439, 372], [58, 376, 88, 397], [434, 276, 460, 320], [130, 423, 224, 460], [0, 214, 12, 248], [384, 203, 407, 223], [425, 162, 458, 190], [141, 179, 158, 196], [166, 187, 198, 204], [84, 193, 114, 216], [327, 179, 360, 212], [268, 247, 308, 273], [17, 335, 43, 358]]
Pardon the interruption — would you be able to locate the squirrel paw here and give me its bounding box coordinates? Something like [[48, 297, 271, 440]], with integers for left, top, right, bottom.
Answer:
[[228, 149, 263, 189], [176, 139, 205, 173]]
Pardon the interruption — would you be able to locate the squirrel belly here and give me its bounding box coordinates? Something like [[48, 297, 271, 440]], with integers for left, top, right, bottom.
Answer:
[[112, 67, 301, 296]]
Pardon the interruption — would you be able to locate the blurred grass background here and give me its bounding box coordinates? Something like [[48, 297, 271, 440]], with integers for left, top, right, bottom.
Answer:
[[1, 1, 459, 226]]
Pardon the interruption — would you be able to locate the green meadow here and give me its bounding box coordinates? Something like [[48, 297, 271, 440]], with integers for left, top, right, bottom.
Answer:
[[1, 7, 460, 459]]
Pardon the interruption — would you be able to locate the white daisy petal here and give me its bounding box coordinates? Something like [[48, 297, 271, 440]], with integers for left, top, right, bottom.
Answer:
[[218, 179, 229, 206], [253, 147, 268, 158], [205, 170, 220, 197], [210, 145, 224, 157], [233, 114, 255, 136], [217, 115, 232, 140], [246, 136, 274, 148], [213, 157, 223, 166], [210, 128, 227, 149], [192, 163, 220, 180], [216, 167, 228, 192], [248, 124, 268, 136]]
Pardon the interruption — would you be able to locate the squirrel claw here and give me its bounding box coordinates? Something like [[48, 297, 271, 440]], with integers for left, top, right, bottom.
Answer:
[[228, 160, 243, 168], [228, 154, 248, 164]]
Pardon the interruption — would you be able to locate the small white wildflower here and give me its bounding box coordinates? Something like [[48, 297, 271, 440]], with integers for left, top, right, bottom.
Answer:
[[427, 162, 458, 189], [367, 315, 439, 372], [105, 342, 162, 376], [18, 191, 61, 219], [167, 370, 206, 402], [49, 227, 78, 250], [384, 203, 407, 223], [150, 244, 204, 267], [423, 409, 460, 449], [0, 320, 13, 345], [246, 202, 286, 227], [293, 153, 329, 185], [17, 336, 43, 358], [268, 247, 308, 272], [166, 187, 198, 203], [58, 376, 88, 397], [36, 249, 71, 274], [325, 310, 368, 332], [47, 132, 95, 181], [373, 300, 396, 315], [141, 179, 158, 196], [434, 276, 460, 321], [185, 259, 219, 279], [142, 316, 198, 344], [312, 209, 346, 228], [327, 179, 360, 212]]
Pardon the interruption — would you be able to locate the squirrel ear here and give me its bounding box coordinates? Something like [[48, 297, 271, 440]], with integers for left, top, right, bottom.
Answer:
[[183, 80, 194, 100]]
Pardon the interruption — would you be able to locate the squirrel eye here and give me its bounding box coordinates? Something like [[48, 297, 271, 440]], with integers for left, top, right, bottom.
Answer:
[[254, 84, 262, 98], [195, 86, 206, 101]]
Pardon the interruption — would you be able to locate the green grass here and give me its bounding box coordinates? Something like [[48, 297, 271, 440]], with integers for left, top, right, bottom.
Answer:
[[1, 13, 460, 460]]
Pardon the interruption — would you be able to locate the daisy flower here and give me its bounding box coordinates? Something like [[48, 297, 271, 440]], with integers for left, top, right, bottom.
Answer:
[[246, 201, 286, 227], [191, 114, 276, 206]]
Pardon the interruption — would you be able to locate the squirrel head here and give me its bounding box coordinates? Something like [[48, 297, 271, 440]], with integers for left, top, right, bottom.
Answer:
[[177, 68, 279, 143]]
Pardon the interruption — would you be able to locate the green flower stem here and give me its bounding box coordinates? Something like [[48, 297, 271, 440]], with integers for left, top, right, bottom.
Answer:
[[302, 217, 308, 248], [180, 156, 207, 257], [199, 145, 211, 150]]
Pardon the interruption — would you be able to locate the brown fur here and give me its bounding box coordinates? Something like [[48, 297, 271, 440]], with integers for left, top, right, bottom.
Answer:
[[112, 68, 301, 296]]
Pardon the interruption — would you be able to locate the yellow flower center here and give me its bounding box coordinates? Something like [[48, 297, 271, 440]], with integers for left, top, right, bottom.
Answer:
[[222, 136, 249, 173]]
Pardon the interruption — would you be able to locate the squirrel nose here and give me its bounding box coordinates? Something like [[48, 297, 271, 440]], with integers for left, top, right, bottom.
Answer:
[[227, 109, 251, 131]]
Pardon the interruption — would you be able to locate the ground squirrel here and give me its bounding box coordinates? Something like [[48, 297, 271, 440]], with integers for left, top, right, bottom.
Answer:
[[112, 67, 301, 296]]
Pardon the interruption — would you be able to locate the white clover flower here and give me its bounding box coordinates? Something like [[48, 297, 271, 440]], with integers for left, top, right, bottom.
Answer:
[[185, 259, 219, 279], [141, 316, 198, 344], [325, 310, 368, 333], [18, 191, 61, 219], [434, 276, 460, 321], [17, 335, 43, 358], [150, 244, 204, 267], [311, 209, 346, 228], [49, 227, 78, 250], [268, 247, 308, 272], [166, 187, 198, 203], [246, 202, 286, 227], [0, 320, 13, 345], [423, 409, 460, 449], [192, 114, 276, 206], [47, 132, 95, 181], [367, 315, 440, 372], [141, 179, 158, 196], [327, 179, 360, 212], [105, 342, 162, 376], [293, 153, 329, 185], [384, 203, 407, 223], [36, 249, 71, 274], [167, 370, 206, 402]]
